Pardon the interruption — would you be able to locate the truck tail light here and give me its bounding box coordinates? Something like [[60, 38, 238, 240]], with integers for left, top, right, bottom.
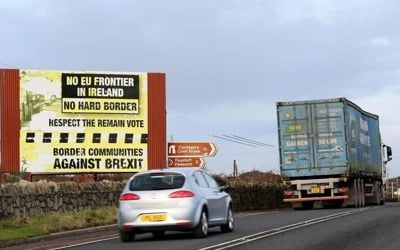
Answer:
[[168, 190, 195, 198], [338, 187, 348, 194], [284, 191, 295, 197], [119, 193, 140, 200]]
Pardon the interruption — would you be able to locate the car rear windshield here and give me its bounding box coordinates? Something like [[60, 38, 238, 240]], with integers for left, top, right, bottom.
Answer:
[[129, 172, 185, 191]]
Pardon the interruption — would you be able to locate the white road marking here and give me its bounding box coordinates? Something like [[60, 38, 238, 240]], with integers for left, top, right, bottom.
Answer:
[[51, 236, 119, 250], [199, 207, 376, 250]]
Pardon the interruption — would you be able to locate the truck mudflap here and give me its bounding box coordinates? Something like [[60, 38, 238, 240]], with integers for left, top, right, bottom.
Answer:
[[283, 195, 349, 203]]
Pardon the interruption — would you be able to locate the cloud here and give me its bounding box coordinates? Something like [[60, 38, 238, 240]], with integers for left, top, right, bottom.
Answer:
[[1, 1, 400, 176], [369, 37, 391, 47]]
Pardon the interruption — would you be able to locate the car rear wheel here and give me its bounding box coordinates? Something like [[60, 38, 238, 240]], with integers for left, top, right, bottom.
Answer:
[[193, 210, 208, 238], [221, 206, 234, 233], [119, 229, 135, 242]]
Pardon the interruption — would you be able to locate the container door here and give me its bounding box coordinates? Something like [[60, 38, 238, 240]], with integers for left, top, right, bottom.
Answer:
[[311, 102, 347, 175], [278, 104, 315, 177]]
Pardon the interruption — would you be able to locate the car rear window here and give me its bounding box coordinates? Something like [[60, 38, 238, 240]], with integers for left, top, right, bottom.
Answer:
[[129, 172, 185, 191]]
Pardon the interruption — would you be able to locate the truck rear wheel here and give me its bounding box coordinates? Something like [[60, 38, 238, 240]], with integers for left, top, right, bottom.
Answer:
[[360, 179, 365, 207], [375, 182, 384, 205], [353, 179, 359, 207], [376, 184, 381, 205]]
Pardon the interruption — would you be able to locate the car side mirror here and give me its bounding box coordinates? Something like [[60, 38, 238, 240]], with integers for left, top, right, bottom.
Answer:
[[383, 145, 392, 164], [387, 146, 393, 161]]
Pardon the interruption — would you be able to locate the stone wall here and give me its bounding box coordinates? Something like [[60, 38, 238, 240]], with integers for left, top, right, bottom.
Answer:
[[0, 179, 286, 218], [0, 180, 125, 218]]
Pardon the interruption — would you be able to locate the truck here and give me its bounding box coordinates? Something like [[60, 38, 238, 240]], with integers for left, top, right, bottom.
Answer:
[[277, 98, 392, 209]]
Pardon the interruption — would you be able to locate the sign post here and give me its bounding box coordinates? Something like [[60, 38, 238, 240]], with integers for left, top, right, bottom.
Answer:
[[168, 157, 205, 168], [167, 142, 217, 168]]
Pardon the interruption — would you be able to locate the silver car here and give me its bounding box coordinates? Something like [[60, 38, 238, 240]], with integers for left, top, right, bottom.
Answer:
[[117, 167, 234, 241]]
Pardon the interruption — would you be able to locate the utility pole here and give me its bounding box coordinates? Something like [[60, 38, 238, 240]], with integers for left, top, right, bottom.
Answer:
[[233, 160, 238, 178]]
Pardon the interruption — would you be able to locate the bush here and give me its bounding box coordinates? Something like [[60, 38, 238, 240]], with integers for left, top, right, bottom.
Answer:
[[213, 170, 286, 211]]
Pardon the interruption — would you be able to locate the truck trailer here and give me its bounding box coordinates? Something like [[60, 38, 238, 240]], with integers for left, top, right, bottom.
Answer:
[[277, 98, 392, 209]]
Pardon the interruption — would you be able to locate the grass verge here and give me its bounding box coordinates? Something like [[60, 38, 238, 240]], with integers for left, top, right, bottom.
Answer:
[[0, 206, 117, 242]]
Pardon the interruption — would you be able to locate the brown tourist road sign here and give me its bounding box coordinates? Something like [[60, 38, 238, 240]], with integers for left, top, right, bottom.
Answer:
[[167, 142, 218, 157], [168, 157, 205, 168]]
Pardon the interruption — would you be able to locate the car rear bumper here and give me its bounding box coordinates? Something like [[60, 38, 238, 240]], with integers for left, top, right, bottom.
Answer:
[[120, 221, 195, 232], [117, 201, 202, 231]]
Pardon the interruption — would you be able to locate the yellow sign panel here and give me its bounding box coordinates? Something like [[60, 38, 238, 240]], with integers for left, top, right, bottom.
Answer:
[[19, 70, 148, 173], [284, 112, 292, 119]]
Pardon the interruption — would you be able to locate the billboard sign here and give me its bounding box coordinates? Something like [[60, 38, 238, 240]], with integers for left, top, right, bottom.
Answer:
[[19, 70, 149, 173]]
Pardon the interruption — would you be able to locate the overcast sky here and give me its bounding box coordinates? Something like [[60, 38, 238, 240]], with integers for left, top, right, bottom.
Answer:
[[1, 0, 399, 177]]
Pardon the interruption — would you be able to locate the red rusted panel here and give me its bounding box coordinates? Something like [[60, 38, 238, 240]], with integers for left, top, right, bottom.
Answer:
[[147, 73, 166, 169], [0, 69, 20, 173]]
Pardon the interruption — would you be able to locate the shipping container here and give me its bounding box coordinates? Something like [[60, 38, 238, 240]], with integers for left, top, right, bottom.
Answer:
[[0, 69, 166, 180], [277, 98, 392, 209]]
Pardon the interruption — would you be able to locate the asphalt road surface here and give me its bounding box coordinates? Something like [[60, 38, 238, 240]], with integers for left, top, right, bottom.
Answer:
[[4, 203, 400, 250]]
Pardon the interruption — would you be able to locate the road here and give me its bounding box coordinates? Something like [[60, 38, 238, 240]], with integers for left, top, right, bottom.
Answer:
[[4, 203, 400, 250]]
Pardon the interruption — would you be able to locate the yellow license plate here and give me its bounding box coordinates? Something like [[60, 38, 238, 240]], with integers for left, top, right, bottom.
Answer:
[[310, 186, 320, 194], [140, 214, 166, 222]]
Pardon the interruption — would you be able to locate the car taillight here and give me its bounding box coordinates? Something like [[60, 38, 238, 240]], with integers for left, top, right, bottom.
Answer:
[[168, 190, 195, 198], [338, 187, 348, 193], [119, 193, 140, 200]]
